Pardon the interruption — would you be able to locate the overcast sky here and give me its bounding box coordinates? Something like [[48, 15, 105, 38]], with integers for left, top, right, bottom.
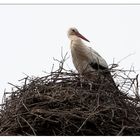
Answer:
[[0, 5, 140, 102]]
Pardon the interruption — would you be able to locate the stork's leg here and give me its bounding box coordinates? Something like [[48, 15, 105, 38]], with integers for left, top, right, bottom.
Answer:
[[79, 74, 84, 88]]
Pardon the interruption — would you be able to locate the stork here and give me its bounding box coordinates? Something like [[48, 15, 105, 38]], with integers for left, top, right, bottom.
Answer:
[[67, 27, 117, 88]]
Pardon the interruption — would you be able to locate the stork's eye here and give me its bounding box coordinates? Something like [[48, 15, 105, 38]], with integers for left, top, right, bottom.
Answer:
[[72, 29, 75, 32]]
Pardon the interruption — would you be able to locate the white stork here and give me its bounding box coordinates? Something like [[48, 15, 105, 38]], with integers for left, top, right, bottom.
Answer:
[[67, 27, 117, 88]]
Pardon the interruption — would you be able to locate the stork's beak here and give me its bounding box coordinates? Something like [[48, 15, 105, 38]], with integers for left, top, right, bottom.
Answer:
[[76, 32, 90, 42]]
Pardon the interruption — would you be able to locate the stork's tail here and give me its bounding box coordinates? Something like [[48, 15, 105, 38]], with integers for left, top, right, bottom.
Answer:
[[103, 70, 118, 91]]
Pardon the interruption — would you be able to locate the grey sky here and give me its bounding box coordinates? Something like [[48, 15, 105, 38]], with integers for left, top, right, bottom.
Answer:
[[0, 5, 140, 101]]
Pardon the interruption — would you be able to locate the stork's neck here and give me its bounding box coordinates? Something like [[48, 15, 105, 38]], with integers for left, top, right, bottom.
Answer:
[[69, 35, 84, 46]]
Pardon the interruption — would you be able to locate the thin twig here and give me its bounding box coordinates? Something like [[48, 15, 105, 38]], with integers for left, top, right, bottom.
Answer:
[[20, 116, 36, 136]]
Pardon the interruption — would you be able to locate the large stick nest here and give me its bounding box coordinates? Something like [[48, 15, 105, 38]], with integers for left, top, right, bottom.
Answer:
[[0, 57, 140, 136]]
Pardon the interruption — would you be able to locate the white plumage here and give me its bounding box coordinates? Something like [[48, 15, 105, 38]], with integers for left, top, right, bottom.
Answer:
[[67, 27, 108, 75]]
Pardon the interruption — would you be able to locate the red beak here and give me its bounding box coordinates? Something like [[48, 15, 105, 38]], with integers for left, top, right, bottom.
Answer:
[[76, 32, 90, 42]]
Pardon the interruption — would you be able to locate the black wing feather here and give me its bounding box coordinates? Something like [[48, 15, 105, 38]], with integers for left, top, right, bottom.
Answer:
[[90, 62, 107, 70], [90, 62, 118, 90]]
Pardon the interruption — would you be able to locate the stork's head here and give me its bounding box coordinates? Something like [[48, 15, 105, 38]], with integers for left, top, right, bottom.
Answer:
[[67, 27, 90, 42]]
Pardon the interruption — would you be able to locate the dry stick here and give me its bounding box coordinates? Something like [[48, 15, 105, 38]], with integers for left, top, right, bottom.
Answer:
[[31, 113, 59, 123], [8, 82, 21, 91], [135, 74, 139, 98], [118, 68, 135, 93], [134, 109, 140, 120], [20, 116, 36, 136], [117, 52, 135, 65], [125, 78, 135, 94], [0, 125, 15, 135], [117, 126, 126, 136], [23, 77, 29, 89], [77, 116, 89, 133], [77, 106, 100, 133], [21, 100, 29, 112], [2, 89, 6, 109], [52, 55, 69, 83], [16, 116, 22, 128]]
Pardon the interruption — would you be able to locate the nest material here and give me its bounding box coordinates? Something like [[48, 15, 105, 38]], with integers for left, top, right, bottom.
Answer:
[[0, 61, 140, 136]]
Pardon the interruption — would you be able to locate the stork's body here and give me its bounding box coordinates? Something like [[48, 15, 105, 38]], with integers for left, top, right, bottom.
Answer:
[[68, 27, 108, 75], [67, 27, 118, 90]]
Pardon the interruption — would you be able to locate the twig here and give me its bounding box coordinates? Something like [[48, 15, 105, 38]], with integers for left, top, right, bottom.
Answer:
[[8, 82, 21, 90], [20, 116, 36, 136], [77, 116, 89, 133], [117, 126, 126, 136], [117, 52, 135, 65]]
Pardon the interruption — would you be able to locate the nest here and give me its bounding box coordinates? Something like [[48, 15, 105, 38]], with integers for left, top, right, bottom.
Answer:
[[0, 59, 140, 136]]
